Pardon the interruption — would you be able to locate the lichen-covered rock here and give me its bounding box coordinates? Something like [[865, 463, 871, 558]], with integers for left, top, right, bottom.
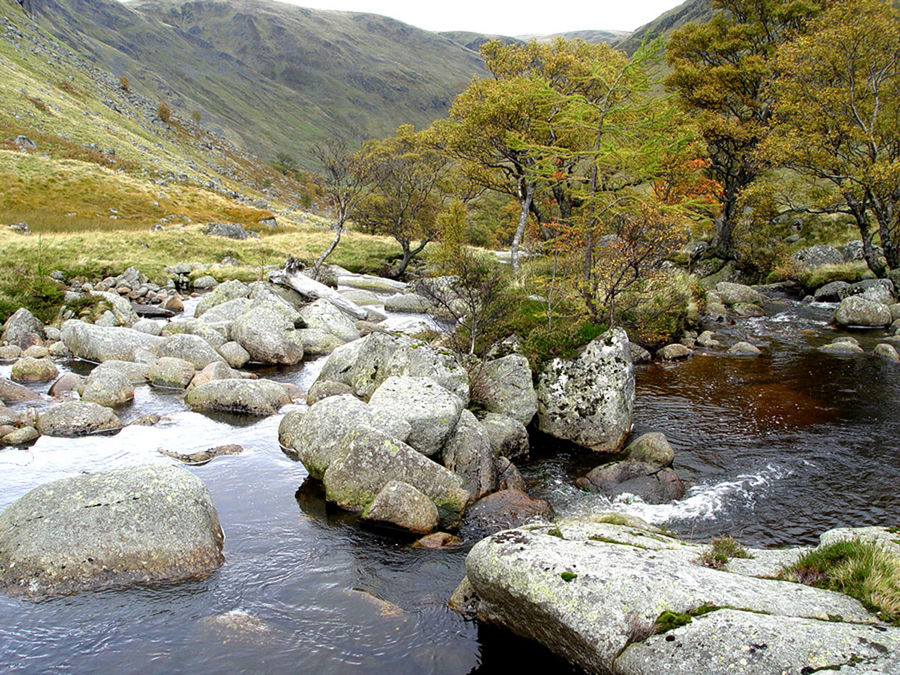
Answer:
[[874, 343, 900, 363], [0, 345, 22, 361], [198, 297, 254, 325], [464, 521, 882, 675], [442, 410, 498, 501], [536, 329, 634, 453], [1, 426, 39, 446], [819, 341, 864, 355], [481, 413, 530, 462], [79, 368, 134, 407], [194, 280, 250, 318], [790, 244, 844, 270], [149, 357, 196, 390], [22, 345, 49, 359], [132, 319, 164, 336], [383, 293, 434, 313], [90, 291, 139, 326], [278, 394, 411, 478], [714, 281, 765, 306], [623, 432, 674, 467], [217, 341, 251, 369], [727, 341, 762, 356], [305, 380, 354, 405], [295, 328, 344, 356], [11, 357, 58, 383], [695, 330, 721, 348], [230, 303, 303, 365], [315, 332, 469, 402], [157, 333, 225, 369], [657, 343, 692, 361], [36, 401, 122, 437], [186, 361, 242, 392], [361, 480, 440, 534], [1, 308, 44, 349], [161, 319, 227, 349], [474, 354, 537, 425], [834, 295, 893, 327], [627, 343, 652, 364], [495, 457, 526, 492], [368, 376, 464, 456], [90, 360, 150, 384], [0, 464, 223, 596], [322, 426, 468, 528], [61, 320, 163, 362], [298, 298, 360, 343], [813, 280, 850, 302], [186, 378, 289, 416]]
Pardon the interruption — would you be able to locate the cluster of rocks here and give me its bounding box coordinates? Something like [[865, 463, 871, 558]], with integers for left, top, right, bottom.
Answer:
[[454, 520, 900, 674], [826, 279, 899, 330], [819, 335, 900, 363]]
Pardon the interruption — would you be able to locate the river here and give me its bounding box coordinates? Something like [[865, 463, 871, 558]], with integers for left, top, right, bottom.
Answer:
[[0, 291, 897, 673]]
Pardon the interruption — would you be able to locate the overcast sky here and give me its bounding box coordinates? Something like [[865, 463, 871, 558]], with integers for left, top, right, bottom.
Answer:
[[188, 1, 685, 35]]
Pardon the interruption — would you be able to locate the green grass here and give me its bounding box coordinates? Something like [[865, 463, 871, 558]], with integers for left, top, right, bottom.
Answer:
[[796, 261, 875, 292], [779, 540, 900, 625], [698, 536, 751, 570]]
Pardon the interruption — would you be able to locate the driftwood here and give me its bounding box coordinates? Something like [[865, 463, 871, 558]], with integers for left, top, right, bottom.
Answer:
[[269, 268, 368, 321]]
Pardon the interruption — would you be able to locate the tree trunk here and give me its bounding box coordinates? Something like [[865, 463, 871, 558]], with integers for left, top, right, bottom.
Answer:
[[313, 221, 344, 279], [510, 181, 534, 274], [714, 198, 737, 260], [849, 201, 888, 278]]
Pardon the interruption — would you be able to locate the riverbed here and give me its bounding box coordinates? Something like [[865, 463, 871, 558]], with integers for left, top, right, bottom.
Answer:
[[0, 292, 897, 672]]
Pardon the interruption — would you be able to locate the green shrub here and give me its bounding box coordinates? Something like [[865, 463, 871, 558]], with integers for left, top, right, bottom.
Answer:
[[521, 320, 609, 371], [698, 536, 751, 570]]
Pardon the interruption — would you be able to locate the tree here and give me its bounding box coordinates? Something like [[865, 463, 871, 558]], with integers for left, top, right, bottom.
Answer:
[[666, 0, 824, 259], [766, 0, 900, 276], [311, 137, 372, 276], [356, 125, 451, 277]]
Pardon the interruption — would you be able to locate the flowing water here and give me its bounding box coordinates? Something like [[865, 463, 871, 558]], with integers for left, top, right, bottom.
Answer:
[[0, 292, 898, 672]]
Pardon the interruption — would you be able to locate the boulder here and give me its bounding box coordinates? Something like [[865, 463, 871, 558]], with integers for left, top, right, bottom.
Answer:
[[0, 406, 16, 425], [198, 297, 254, 324], [361, 480, 440, 534], [368, 376, 464, 457], [657, 344, 692, 361], [187, 361, 242, 391], [10, 357, 58, 383], [205, 222, 258, 240], [481, 413, 530, 462], [474, 354, 537, 425], [839, 278, 895, 304], [192, 275, 218, 291], [714, 282, 765, 306], [1, 426, 39, 446], [0, 345, 22, 361], [295, 328, 344, 356], [90, 291, 139, 326], [819, 341, 864, 355], [186, 378, 289, 416], [162, 319, 227, 348], [230, 303, 303, 365], [217, 341, 251, 369], [322, 425, 468, 528], [36, 401, 122, 437], [874, 343, 900, 363], [536, 329, 634, 454], [813, 280, 850, 303], [628, 343, 651, 364], [315, 332, 469, 402], [790, 244, 844, 269], [1, 308, 44, 349], [695, 330, 721, 348], [339, 289, 382, 306], [383, 293, 433, 313], [0, 465, 224, 596], [132, 319, 164, 336], [442, 410, 498, 501], [623, 432, 674, 467], [464, 521, 884, 675], [48, 373, 83, 398], [459, 489, 554, 539], [61, 320, 163, 362], [22, 345, 49, 359], [577, 460, 685, 504], [305, 380, 354, 405], [79, 368, 134, 407], [157, 333, 225, 369], [298, 299, 360, 343], [834, 295, 892, 327], [278, 394, 411, 478], [732, 302, 766, 318], [194, 280, 250, 318], [0, 377, 42, 403], [91, 360, 150, 384], [149, 357, 196, 389], [47, 342, 69, 358], [727, 341, 762, 356], [496, 457, 526, 492]]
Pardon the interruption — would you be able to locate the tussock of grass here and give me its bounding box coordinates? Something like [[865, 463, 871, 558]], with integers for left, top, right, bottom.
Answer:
[[798, 262, 874, 291], [780, 540, 900, 625], [698, 536, 751, 570]]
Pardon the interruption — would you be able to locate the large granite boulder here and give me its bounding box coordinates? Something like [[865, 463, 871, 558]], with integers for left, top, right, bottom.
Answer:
[[834, 295, 892, 327], [361, 481, 440, 534], [90, 360, 150, 384], [36, 401, 121, 437], [481, 413, 530, 462], [10, 357, 58, 383], [714, 282, 765, 307], [148, 357, 196, 390], [536, 328, 634, 453], [463, 520, 892, 675], [90, 291, 139, 326], [157, 333, 226, 369], [0, 464, 224, 596], [1, 308, 44, 349], [790, 244, 844, 269], [474, 354, 537, 425], [61, 320, 163, 362], [278, 394, 411, 479], [442, 410, 498, 501], [194, 280, 250, 318], [322, 426, 468, 528], [230, 303, 303, 365], [185, 379, 289, 416], [198, 298, 254, 325], [298, 299, 360, 343], [368, 376, 464, 457], [78, 368, 134, 407], [161, 319, 227, 349], [315, 332, 469, 403]]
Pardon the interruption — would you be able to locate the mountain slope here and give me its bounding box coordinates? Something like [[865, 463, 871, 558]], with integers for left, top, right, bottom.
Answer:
[[26, 0, 486, 164], [616, 0, 711, 54]]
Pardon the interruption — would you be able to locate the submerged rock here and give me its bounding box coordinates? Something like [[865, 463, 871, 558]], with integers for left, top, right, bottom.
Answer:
[[874, 343, 900, 363], [536, 328, 634, 454], [0, 465, 224, 597], [656, 344, 692, 361], [727, 341, 762, 356], [459, 489, 554, 539], [159, 444, 243, 465], [576, 460, 685, 504]]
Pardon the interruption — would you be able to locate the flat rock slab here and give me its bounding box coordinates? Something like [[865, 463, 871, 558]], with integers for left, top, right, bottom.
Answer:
[[465, 522, 878, 675], [186, 378, 289, 416], [36, 401, 122, 437], [0, 464, 224, 597], [61, 320, 163, 363]]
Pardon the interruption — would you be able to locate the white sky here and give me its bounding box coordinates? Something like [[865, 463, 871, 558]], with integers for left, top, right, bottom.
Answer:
[[230, 1, 683, 35]]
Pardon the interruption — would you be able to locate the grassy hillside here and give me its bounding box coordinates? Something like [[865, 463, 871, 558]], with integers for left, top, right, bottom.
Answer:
[[521, 29, 629, 45], [24, 0, 486, 165], [616, 0, 711, 54]]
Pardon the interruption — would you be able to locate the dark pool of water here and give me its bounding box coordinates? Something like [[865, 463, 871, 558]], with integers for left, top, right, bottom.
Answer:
[[0, 294, 898, 672]]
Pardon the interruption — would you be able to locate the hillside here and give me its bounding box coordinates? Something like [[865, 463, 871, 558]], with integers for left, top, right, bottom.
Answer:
[[24, 0, 487, 164], [521, 29, 629, 45], [616, 0, 711, 54]]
